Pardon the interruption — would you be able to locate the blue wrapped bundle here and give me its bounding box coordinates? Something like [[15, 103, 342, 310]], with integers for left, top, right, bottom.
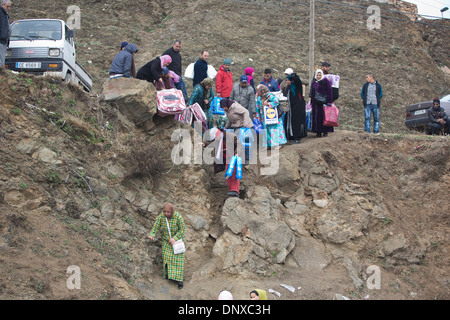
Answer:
[[236, 156, 243, 180], [306, 110, 312, 131], [252, 118, 263, 135], [239, 127, 254, 147], [211, 97, 225, 115], [225, 155, 237, 179]]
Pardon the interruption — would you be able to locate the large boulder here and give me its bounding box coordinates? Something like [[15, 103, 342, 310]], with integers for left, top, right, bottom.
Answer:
[[214, 186, 295, 273], [101, 78, 157, 130]]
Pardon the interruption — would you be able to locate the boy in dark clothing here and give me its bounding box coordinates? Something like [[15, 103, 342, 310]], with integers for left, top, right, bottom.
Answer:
[[428, 98, 450, 135], [109, 43, 138, 79]]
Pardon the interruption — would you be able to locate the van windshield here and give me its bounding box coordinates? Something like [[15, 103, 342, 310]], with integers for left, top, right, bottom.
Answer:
[[10, 20, 62, 41]]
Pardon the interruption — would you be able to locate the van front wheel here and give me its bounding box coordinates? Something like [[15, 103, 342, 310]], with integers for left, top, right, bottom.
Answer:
[[65, 72, 73, 83]]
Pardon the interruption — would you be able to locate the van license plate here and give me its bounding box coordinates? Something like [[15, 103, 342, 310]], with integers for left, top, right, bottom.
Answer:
[[16, 62, 41, 69], [414, 109, 426, 115]]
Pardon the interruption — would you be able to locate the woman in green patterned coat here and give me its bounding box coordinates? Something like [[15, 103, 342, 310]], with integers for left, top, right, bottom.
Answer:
[[147, 203, 186, 289], [189, 78, 215, 129], [255, 84, 287, 149]]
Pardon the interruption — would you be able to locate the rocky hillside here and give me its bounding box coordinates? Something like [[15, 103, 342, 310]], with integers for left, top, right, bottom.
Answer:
[[0, 0, 449, 300], [1, 71, 449, 300]]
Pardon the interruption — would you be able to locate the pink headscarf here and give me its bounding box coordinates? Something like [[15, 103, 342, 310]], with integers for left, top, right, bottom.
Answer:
[[160, 55, 172, 69], [245, 67, 255, 83]]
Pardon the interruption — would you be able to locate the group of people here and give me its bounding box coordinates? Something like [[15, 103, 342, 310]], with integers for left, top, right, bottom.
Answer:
[[107, 39, 387, 141], [109, 40, 189, 100]]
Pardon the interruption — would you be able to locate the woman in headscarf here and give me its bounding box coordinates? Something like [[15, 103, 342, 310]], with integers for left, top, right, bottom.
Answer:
[[285, 73, 307, 144], [220, 98, 254, 164], [245, 67, 256, 93], [220, 98, 254, 130], [255, 84, 287, 149], [189, 78, 215, 129], [147, 202, 186, 289], [136, 54, 172, 86], [310, 69, 333, 138], [155, 67, 181, 91], [249, 289, 268, 300], [201, 127, 242, 197]]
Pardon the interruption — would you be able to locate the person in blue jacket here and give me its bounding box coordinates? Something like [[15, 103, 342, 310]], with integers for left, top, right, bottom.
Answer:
[[361, 73, 383, 134], [109, 43, 138, 79], [260, 68, 280, 92]]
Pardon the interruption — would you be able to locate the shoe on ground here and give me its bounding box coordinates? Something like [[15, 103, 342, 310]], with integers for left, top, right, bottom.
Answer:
[[178, 281, 183, 289], [227, 191, 239, 197]]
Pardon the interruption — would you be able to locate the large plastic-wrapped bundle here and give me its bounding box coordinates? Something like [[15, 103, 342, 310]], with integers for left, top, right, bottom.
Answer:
[[174, 106, 193, 125], [211, 97, 225, 115], [323, 104, 339, 127], [156, 89, 186, 116], [225, 155, 238, 179], [323, 74, 340, 88], [235, 156, 243, 180]]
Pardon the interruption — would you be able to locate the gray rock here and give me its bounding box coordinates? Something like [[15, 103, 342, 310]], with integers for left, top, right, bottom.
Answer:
[[17, 139, 38, 154], [101, 78, 157, 130], [291, 235, 331, 272], [382, 233, 407, 256], [101, 202, 116, 221], [187, 214, 210, 231], [216, 186, 295, 269], [32, 147, 61, 165]]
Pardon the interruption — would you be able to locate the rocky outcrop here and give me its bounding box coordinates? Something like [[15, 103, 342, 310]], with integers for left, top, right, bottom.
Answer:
[[213, 187, 295, 274], [101, 78, 158, 131]]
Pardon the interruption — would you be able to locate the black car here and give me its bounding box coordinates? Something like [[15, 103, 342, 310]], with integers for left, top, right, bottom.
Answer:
[[405, 94, 450, 133]]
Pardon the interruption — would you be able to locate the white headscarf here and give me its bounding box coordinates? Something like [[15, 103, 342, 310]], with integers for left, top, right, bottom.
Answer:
[[218, 290, 234, 300], [315, 69, 324, 80]]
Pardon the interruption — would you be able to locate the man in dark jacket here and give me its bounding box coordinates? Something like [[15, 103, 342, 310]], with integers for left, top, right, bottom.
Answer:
[[260, 68, 279, 92], [0, 0, 11, 67], [193, 51, 209, 87], [428, 98, 450, 135], [163, 40, 188, 101], [361, 73, 383, 134], [109, 43, 138, 79]]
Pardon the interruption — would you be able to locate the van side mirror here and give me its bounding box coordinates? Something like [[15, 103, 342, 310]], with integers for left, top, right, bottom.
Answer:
[[67, 29, 75, 38]]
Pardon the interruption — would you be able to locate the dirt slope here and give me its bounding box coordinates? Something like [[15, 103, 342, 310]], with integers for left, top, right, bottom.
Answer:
[[1, 70, 449, 300]]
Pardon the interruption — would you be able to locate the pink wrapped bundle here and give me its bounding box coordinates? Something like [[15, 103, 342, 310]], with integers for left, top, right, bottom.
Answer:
[[157, 89, 186, 116], [175, 106, 193, 124], [323, 104, 339, 127]]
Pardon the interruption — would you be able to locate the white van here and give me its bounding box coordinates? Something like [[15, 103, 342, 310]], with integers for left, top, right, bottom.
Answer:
[[5, 19, 92, 92]]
